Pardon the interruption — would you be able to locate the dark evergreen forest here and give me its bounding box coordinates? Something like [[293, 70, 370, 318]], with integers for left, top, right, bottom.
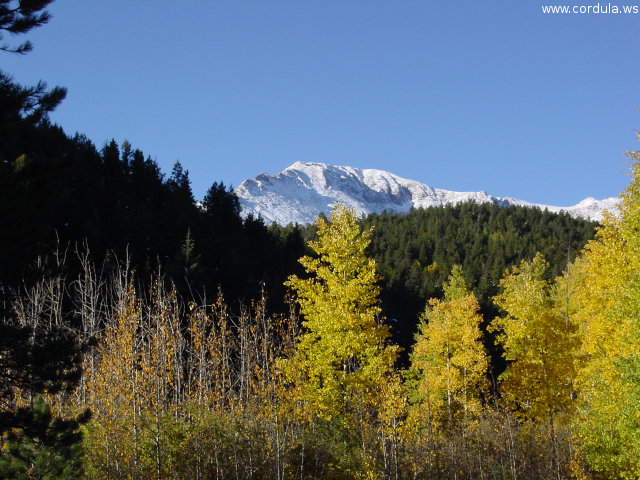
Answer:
[[0, 122, 307, 311]]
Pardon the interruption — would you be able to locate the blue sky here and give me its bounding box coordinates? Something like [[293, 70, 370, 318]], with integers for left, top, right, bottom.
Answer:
[[3, 1, 639, 205]]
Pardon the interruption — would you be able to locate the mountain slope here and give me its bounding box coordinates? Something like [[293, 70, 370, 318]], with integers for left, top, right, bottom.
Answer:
[[235, 162, 620, 225]]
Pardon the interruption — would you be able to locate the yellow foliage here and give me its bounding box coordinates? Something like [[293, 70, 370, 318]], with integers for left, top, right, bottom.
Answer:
[[569, 141, 640, 478], [492, 253, 580, 424], [283, 204, 399, 421], [408, 265, 488, 437]]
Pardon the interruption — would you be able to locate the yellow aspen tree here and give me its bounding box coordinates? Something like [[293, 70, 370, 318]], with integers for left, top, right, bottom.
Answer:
[[138, 277, 182, 479], [139, 279, 178, 413], [85, 280, 143, 479], [571, 143, 640, 478], [282, 204, 399, 478], [185, 288, 233, 410], [492, 253, 581, 480], [73, 245, 107, 408], [378, 373, 406, 480], [249, 291, 292, 480], [283, 204, 399, 420], [210, 290, 234, 409], [186, 302, 214, 406], [492, 254, 580, 422], [408, 265, 488, 437]]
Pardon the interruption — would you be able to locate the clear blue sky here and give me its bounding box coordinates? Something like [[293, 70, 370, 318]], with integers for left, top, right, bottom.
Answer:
[[3, 1, 639, 205]]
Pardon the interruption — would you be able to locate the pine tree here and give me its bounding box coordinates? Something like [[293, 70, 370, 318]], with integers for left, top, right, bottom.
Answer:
[[0, 0, 54, 54], [0, 0, 66, 123], [167, 161, 192, 199], [0, 395, 89, 479], [175, 228, 201, 285], [0, 322, 83, 424]]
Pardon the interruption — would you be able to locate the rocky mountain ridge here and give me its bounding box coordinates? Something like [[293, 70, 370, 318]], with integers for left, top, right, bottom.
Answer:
[[235, 162, 620, 225]]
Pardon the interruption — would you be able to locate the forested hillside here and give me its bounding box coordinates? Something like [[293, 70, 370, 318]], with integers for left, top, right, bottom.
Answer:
[[361, 203, 597, 354], [0, 124, 306, 310]]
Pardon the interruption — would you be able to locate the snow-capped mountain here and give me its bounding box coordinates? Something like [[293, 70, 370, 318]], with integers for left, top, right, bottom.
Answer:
[[234, 162, 620, 226]]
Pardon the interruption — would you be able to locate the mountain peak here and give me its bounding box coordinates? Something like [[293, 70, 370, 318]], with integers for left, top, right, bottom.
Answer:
[[235, 163, 620, 225]]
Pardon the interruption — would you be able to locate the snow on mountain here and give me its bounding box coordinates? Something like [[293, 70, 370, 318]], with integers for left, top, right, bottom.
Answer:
[[234, 162, 621, 225]]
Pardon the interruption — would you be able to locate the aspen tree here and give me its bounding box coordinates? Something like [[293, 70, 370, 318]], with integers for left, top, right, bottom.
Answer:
[[282, 205, 399, 477], [86, 280, 143, 479], [492, 253, 580, 479], [138, 278, 183, 479], [492, 254, 579, 422], [186, 302, 214, 406], [571, 144, 640, 478], [408, 265, 488, 436], [283, 204, 398, 419]]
